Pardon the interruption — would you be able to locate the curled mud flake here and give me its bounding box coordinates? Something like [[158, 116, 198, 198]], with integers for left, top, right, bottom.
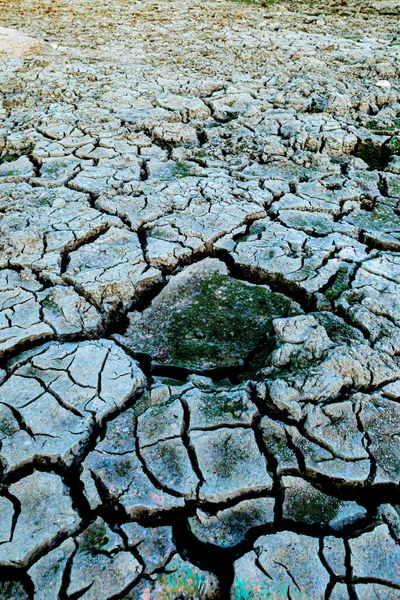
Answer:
[[282, 476, 366, 531], [188, 497, 275, 549]]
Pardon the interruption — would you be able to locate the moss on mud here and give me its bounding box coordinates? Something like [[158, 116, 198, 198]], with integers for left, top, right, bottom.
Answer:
[[80, 521, 109, 554], [128, 266, 299, 371], [287, 489, 342, 524]]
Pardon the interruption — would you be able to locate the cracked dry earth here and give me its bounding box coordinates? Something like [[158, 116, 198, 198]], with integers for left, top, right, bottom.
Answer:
[[0, 0, 400, 598]]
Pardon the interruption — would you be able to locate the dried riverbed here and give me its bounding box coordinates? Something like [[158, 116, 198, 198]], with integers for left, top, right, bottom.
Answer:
[[0, 0, 400, 597]]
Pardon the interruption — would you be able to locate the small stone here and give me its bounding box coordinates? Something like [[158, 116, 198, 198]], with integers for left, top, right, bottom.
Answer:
[[376, 80, 391, 88], [0, 27, 44, 58]]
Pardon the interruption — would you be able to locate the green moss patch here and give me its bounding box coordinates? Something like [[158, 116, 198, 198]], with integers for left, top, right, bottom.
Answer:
[[0, 581, 28, 600], [125, 259, 299, 371], [286, 486, 342, 525], [42, 294, 61, 312], [218, 434, 250, 479], [0, 416, 18, 437], [385, 135, 400, 158], [201, 390, 247, 420], [323, 265, 352, 302], [80, 521, 109, 554], [354, 139, 384, 170]]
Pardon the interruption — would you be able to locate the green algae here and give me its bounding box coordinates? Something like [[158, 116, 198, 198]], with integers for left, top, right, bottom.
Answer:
[[264, 434, 295, 462], [285, 213, 333, 235], [323, 265, 352, 302], [0, 145, 34, 165], [42, 294, 61, 312], [218, 434, 250, 479], [234, 232, 252, 243], [0, 581, 28, 600], [129, 267, 298, 371], [0, 416, 17, 437], [0, 169, 19, 177], [347, 203, 400, 234], [287, 489, 342, 524], [0, 154, 21, 163], [114, 458, 133, 478], [172, 162, 193, 178], [386, 136, 400, 157], [386, 175, 400, 198], [80, 521, 109, 554], [313, 312, 362, 345], [201, 390, 247, 420], [42, 160, 75, 177]]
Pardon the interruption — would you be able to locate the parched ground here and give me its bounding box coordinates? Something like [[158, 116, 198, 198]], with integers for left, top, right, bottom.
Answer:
[[0, 0, 400, 598]]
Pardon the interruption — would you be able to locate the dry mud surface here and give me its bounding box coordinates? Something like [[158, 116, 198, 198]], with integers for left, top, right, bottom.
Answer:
[[0, 0, 400, 597]]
